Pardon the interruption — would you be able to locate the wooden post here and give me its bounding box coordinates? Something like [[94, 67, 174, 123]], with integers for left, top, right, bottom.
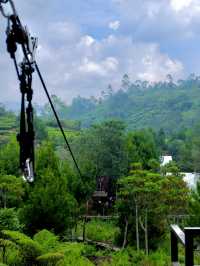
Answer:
[[135, 202, 140, 251], [83, 217, 86, 242], [122, 218, 128, 249], [145, 210, 148, 255]]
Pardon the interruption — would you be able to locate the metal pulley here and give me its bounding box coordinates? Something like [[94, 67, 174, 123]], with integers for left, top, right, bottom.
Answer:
[[0, 0, 17, 18], [0, 0, 37, 182], [0, 0, 82, 182]]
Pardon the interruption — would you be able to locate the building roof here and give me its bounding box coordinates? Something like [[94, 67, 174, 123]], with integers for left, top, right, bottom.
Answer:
[[161, 155, 173, 166]]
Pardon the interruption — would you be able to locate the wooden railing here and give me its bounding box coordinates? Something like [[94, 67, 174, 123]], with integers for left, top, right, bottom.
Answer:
[[171, 224, 200, 266]]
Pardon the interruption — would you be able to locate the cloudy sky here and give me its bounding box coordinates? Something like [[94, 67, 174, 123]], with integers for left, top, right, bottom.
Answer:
[[0, 0, 200, 104]]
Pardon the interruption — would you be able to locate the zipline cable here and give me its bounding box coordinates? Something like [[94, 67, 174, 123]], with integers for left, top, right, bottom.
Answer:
[[35, 62, 83, 178]]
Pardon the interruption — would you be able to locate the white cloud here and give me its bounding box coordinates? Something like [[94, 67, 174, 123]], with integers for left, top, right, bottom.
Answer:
[[0, 0, 190, 105], [80, 35, 95, 47], [0, 20, 184, 103], [109, 20, 120, 30], [170, 0, 193, 11], [113, 0, 200, 41], [78, 57, 119, 76], [139, 55, 183, 82], [48, 21, 80, 41]]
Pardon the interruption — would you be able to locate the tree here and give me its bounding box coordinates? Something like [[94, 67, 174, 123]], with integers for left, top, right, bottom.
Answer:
[[0, 175, 24, 208], [126, 129, 159, 170], [121, 74, 131, 90], [188, 182, 200, 226], [68, 96, 96, 120], [74, 120, 128, 179], [0, 138, 20, 176], [21, 142, 78, 235], [35, 141, 60, 177], [43, 95, 68, 119], [117, 165, 189, 252], [156, 128, 167, 153], [160, 173, 189, 217], [1, 230, 42, 265], [0, 208, 22, 231], [34, 116, 48, 143], [117, 167, 162, 254], [107, 84, 113, 96]]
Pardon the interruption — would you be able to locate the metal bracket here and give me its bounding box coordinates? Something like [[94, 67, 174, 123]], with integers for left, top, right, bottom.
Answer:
[[0, 0, 17, 18], [25, 26, 38, 63]]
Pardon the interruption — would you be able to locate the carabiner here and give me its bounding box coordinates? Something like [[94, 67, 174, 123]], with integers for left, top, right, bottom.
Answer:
[[0, 0, 17, 19]]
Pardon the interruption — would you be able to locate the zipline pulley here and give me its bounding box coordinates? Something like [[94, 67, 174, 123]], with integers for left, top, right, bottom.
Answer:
[[0, 0, 16, 19], [0, 0, 83, 182], [0, 0, 37, 182]]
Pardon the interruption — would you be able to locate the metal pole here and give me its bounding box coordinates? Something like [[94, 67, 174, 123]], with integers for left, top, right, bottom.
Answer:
[[185, 230, 193, 266], [171, 230, 179, 264]]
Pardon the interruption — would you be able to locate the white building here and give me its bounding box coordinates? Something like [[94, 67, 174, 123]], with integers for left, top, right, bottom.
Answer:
[[161, 156, 173, 166], [161, 155, 199, 189], [182, 173, 200, 189]]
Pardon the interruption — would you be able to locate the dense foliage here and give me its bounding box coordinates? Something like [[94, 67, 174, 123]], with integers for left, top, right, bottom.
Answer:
[[43, 75, 200, 133], [0, 78, 200, 264]]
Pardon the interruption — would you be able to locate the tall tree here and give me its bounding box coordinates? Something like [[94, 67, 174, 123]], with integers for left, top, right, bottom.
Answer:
[[21, 142, 78, 235], [117, 165, 189, 252], [126, 129, 159, 170], [121, 74, 131, 90], [74, 120, 128, 179], [0, 175, 24, 208], [188, 182, 200, 226], [0, 138, 20, 176]]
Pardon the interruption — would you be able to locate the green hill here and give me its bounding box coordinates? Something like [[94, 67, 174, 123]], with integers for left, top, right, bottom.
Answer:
[[0, 104, 17, 144], [63, 76, 200, 133], [3, 75, 200, 137]]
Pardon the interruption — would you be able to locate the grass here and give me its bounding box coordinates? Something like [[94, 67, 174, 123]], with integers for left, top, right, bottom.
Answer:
[[0, 115, 16, 130], [47, 127, 80, 145], [75, 219, 120, 245]]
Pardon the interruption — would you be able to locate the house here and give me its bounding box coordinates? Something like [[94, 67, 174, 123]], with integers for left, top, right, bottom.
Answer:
[[161, 155, 199, 189], [161, 155, 173, 166], [182, 172, 200, 189]]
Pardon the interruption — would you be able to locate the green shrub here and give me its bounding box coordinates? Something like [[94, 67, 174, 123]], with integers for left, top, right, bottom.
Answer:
[[0, 209, 22, 231], [2, 246, 22, 266], [55, 242, 94, 266], [0, 239, 15, 264], [140, 249, 170, 266], [76, 220, 120, 244], [34, 229, 59, 253], [55, 242, 87, 256], [1, 230, 42, 264], [102, 250, 131, 266], [37, 252, 64, 265], [101, 248, 171, 266], [57, 255, 94, 266]]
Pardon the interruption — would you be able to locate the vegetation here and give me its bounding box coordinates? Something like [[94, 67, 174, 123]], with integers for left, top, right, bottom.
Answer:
[[1, 77, 200, 264], [43, 75, 200, 133], [75, 219, 120, 244]]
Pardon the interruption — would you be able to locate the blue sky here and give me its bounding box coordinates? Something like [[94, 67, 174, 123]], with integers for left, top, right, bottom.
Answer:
[[0, 0, 200, 104]]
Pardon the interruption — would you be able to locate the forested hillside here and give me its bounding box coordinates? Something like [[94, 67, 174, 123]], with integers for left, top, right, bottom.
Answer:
[[1, 76, 200, 265], [0, 115, 199, 265], [0, 104, 17, 145], [43, 75, 200, 133]]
